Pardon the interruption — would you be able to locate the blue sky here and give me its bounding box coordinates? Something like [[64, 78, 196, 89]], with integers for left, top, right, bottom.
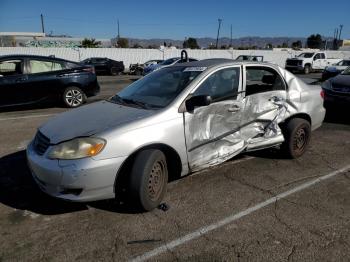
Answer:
[[0, 0, 349, 40]]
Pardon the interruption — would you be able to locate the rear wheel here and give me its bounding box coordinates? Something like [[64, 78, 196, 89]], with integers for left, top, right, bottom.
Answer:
[[62, 86, 86, 108], [280, 118, 311, 158], [129, 149, 168, 211], [110, 67, 119, 76]]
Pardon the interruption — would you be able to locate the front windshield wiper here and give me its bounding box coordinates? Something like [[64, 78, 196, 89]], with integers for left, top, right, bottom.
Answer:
[[122, 98, 151, 109], [109, 95, 161, 109]]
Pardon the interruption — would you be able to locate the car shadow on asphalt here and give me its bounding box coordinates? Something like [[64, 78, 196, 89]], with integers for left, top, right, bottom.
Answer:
[[0, 150, 142, 215]]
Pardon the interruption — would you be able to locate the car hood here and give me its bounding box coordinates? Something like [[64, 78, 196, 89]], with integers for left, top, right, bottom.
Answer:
[[39, 101, 155, 144], [331, 74, 350, 88]]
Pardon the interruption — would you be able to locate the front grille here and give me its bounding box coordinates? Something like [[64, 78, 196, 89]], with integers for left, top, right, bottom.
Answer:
[[286, 60, 301, 66], [33, 131, 50, 155]]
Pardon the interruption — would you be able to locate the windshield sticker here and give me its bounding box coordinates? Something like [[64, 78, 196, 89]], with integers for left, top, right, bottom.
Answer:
[[183, 67, 207, 72]]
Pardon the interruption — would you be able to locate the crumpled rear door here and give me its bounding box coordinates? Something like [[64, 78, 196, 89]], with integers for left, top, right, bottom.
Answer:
[[240, 66, 288, 150]]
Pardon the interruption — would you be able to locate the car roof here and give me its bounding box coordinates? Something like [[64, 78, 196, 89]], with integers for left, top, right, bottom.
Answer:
[[172, 58, 278, 69], [0, 54, 74, 63]]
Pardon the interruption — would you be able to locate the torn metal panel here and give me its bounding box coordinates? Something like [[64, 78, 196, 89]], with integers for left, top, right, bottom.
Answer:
[[241, 90, 287, 149]]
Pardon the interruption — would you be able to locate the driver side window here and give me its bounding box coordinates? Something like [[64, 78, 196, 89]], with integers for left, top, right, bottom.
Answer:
[[193, 67, 240, 101]]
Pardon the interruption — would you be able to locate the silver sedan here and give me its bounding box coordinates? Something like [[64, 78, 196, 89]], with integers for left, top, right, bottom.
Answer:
[[27, 59, 326, 211]]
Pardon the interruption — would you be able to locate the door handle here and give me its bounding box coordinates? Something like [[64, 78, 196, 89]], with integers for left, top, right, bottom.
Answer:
[[228, 105, 240, 112], [269, 96, 283, 102]]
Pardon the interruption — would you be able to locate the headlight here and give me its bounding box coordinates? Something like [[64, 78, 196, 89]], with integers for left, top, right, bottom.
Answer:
[[48, 137, 106, 160], [321, 80, 332, 90]]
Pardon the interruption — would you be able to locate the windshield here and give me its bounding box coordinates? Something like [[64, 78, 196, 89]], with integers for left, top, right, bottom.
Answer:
[[161, 58, 179, 65], [297, 53, 315, 58], [341, 67, 350, 75], [110, 66, 203, 108]]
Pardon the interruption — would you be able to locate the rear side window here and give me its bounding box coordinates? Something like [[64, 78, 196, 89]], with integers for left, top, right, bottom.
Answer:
[[320, 53, 326, 59], [29, 60, 64, 74], [314, 53, 321, 60], [0, 60, 23, 76], [245, 67, 285, 96]]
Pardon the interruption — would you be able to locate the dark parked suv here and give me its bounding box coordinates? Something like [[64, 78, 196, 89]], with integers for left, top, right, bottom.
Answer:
[[0, 55, 100, 108], [81, 57, 124, 75]]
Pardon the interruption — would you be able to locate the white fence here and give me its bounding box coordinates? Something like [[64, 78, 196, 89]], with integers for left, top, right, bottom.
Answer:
[[1, 47, 350, 69]]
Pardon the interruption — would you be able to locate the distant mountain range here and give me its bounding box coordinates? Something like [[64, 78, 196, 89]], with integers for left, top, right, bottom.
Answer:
[[115, 36, 333, 48]]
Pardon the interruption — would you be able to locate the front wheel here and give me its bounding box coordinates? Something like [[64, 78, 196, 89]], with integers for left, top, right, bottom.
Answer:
[[304, 65, 311, 74], [280, 118, 311, 158], [110, 67, 119, 76], [129, 149, 168, 211], [62, 86, 86, 108]]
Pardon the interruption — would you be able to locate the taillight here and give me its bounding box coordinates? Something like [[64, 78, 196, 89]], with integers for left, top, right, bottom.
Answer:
[[320, 90, 325, 99], [83, 67, 95, 74]]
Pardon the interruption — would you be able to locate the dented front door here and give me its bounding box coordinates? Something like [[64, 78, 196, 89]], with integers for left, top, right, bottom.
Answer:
[[183, 66, 246, 171]]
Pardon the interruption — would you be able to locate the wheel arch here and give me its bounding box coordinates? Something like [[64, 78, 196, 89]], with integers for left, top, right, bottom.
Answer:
[[279, 113, 311, 130], [113, 143, 183, 195]]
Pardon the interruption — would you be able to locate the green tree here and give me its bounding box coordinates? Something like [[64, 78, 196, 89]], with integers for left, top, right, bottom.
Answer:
[[265, 43, 274, 49], [132, 43, 142, 48], [117, 38, 129, 48], [291, 40, 302, 49], [282, 42, 289, 48], [183, 37, 199, 49], [307, 34, 323, 49], [81, 38, 101, 48]]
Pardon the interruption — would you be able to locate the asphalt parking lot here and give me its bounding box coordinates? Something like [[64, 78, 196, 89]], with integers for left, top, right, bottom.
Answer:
[[0, 73, 349, 261]]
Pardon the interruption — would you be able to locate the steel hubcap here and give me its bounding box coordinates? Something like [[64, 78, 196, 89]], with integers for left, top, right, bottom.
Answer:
[[65, 89, 83, 106], [148, 160, 165, 201], [294, 128, 307, 151]]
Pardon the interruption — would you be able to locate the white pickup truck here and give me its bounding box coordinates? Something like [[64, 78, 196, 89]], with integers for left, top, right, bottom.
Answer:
[[285, 52, 342, 74]]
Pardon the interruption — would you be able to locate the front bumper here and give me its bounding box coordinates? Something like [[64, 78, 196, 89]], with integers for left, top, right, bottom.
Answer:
[[26, 142, 127, 202]]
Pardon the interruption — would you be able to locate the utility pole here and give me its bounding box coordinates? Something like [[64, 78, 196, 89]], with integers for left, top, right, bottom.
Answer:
[[230, 24, 233, 47], [117, 19, 120, 40], [40, 14, 45, 34], [338, 24, 343, 40], [215, 18, 222, 49]]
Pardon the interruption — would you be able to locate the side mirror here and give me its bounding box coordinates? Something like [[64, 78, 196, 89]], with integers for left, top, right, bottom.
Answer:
[[313, 56, 318, 61], [185, 95, 212, 112]]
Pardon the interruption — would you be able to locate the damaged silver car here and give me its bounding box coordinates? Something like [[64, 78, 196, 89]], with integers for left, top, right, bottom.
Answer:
[[27, 59, 326, 211]]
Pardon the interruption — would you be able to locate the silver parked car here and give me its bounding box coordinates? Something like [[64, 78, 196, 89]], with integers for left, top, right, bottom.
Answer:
[[27, 59, 326, 211]]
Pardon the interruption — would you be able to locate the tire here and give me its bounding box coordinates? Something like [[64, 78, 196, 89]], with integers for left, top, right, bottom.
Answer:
[[62, 86, 86, 108], [129, 149, 168, 211], [110, 67, 118, 76], [135, 69, 142, 76], [304, 65, 311, 74], [280, 118, 311, 158]]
